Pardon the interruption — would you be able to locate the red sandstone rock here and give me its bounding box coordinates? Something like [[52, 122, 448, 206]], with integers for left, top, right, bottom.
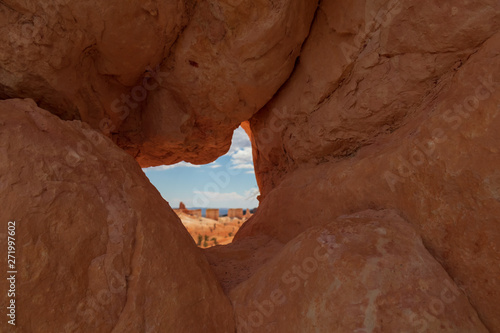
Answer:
[[238, 30, 500, 331], [228, 208, 244, 219], [0, 99, 234, 332], [205, 235, 284, 294], [206, 209, 220, 221], [179, 201, 187, 210], [137, 0, 319, 166], [0, 0, 318, 167], [231, 210, 488, 332], [1, 1, 500, 332], [249, 0, 500, 197]]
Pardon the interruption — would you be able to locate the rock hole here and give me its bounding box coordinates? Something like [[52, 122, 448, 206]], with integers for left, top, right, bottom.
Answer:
[[143, 125, 259, 248]]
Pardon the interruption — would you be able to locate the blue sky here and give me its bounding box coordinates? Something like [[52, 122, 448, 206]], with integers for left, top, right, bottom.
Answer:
[[143, 127, 260, 209]]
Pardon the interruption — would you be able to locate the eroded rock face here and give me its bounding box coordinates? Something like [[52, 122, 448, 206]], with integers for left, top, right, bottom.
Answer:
[[205, 235, 284, 294], [2, 1, 500, 332], [0, 0, 318, 167], [231, 210, 487, 332], [250, 0, 500, 196], [0, 99, 235, 332], [137, 0, 318, 166], [239, 30, 500, 331], [0, 0, 188, 121]]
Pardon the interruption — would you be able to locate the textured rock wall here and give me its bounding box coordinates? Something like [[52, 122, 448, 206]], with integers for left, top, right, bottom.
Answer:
[[249, 0, 500, 196], [206, 208, 220, 221], [0, 0, 318, 167], [238, 13, 500, 331], [2, 0, 500, 332], [228, 208, 244, 219], [0, 99, 235, 332], [232, 210, 488, 332]]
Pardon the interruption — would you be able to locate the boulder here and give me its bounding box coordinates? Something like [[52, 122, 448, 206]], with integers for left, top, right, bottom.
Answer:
[[241, 5, 500, 331], [249, 0, 500, 196], [0, 99, 235, 332], [0, 0, 318, 167], [231, 210, 488, 332]]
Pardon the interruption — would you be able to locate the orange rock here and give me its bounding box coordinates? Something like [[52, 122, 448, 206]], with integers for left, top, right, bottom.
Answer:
[[0, 0, 318, 167], [1, 1, 500, 332], [240, 30, 500, 331], [205, 235, 284, 294], [206, 209, 220, 221], [228, 208, 244, 219], [0, 99, 235, 332], [231, 210, 488, 332], [250, 0, 500, 197]]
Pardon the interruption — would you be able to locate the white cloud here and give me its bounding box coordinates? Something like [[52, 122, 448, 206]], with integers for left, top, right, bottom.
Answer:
[[194, 190, 244, 201], [230, 146, 254, 169], [192, 188, 260, 208], [232, 164, 254, 169], [227, 127, 251, 155], [209, 164, 222, 168], [144, 161, 201, 171], [143, 127, 255, 172], [142, 126, 259, 209], [244, 187, 260, 200]]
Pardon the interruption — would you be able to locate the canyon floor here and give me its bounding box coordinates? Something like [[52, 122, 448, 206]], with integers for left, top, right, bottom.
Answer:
[[176, 212, 247, 248]]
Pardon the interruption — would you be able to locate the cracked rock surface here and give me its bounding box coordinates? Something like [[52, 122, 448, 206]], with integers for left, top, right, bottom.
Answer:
[[238, 21, 500, 331], [249, 0, 500, 196]]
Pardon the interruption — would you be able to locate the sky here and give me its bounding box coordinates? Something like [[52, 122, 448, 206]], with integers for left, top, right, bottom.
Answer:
[[143, 127, 260, 209]]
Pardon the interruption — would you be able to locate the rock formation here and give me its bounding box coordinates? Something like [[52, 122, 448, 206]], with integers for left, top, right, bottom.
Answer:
[[0, 99, 234, 332], [248, 0, 500, 198], [236, 3, 500, 329], [231, 210, 488, 332], [206, 209, 220, 221], [228, 208, 244, 219], [179, 213, 242, 248], [1, 0, 500, 332], [0, 0, 318, 166], [174, 204, 202, 218]]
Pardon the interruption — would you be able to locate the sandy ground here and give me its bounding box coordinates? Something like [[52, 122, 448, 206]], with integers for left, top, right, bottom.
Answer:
[[176, 212, 249, 247]]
